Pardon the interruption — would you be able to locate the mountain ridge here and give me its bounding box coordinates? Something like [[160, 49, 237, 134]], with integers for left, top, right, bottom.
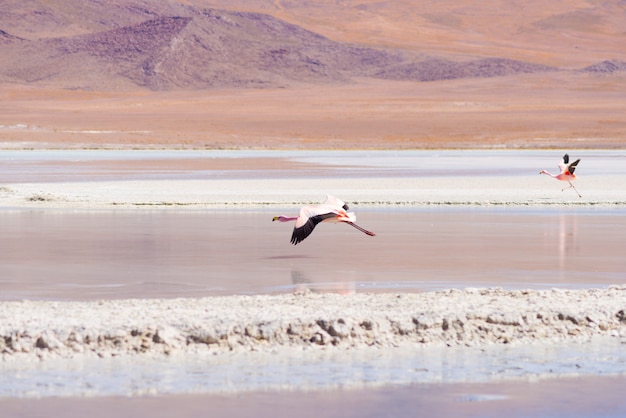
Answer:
[[0, 1, 625, 91]]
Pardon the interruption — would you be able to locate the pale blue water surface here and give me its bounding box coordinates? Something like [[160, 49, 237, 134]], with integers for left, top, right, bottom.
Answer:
[[1, 149, 625, 182], [1, 207, 625, 301], [1, 150, 625, 415]]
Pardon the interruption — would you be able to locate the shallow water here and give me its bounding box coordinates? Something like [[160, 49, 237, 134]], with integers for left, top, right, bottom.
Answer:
[[1, 336, 624, 398], [1, 149, 625, 413], [1, 149, 626, 182], [1, 207, 624, 301]]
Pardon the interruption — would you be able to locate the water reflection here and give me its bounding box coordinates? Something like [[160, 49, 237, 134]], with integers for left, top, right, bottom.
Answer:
[[558, 214, 579, 273], [290, 269, 356, 295], [0, 208, 624, 301]]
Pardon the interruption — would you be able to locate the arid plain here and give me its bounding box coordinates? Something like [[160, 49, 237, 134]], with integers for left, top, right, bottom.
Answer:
[[1, 0, 626, 151], [2, 72, 626, 151]]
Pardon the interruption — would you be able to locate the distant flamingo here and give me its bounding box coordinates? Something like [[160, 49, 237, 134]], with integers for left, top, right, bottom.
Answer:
[[273, 195, 376, 245], [540, 154, 581, 197]]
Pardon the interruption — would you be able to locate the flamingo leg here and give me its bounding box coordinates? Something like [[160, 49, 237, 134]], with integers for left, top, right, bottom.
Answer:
[[347, 222, 376, 236], [570, 182, 582, 198], [561, 181, 582, 198]]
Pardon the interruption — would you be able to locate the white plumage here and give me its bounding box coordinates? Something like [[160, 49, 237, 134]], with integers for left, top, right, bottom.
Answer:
[[273, 195, 375, 245]]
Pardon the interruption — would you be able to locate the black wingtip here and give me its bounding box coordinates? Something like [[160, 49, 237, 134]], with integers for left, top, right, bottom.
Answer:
[[563, 154, 570, 164]]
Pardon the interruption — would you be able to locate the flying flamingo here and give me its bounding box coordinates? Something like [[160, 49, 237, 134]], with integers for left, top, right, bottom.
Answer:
[[539, 154, 581, 197], [273, 195, 376, 245]]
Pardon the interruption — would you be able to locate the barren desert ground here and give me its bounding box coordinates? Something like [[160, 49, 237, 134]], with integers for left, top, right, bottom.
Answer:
[[2, 74, 626, 150]]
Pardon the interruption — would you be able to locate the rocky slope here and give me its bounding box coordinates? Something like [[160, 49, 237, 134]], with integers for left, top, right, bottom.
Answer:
[[2, 1, 623, 91]]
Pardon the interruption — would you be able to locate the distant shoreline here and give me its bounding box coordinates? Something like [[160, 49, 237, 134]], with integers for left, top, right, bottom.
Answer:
[[1, 149, 625, 209]]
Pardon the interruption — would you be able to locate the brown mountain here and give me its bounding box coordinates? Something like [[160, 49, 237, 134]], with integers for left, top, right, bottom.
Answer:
[[3, 1, 610, 91], [0, 6, 400, 90], [582, 60, 626, 74], [1, 0, 624, 150]]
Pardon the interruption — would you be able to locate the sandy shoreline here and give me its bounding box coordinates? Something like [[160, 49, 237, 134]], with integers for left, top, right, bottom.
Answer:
[[2, 287, 625, 362]]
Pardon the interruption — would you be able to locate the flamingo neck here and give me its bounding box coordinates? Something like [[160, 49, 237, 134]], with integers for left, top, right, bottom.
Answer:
[[275, 215, 298, 222], [540, 170, 556, 178]]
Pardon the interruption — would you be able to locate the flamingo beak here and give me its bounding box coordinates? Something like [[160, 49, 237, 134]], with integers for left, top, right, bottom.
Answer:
[[272, 216, 279, 222]]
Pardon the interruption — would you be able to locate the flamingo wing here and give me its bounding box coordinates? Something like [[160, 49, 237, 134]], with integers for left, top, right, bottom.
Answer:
[[323, 194, 349, 211], [558, 154, 569, 173], [568, 159, 580, 174], [291, 212, 336, 245]]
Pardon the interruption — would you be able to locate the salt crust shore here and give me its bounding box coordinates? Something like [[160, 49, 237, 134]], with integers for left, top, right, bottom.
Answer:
[[2, 174, 626, 209], [2, 149, 626, 208], [2, 287, 625, 362]]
